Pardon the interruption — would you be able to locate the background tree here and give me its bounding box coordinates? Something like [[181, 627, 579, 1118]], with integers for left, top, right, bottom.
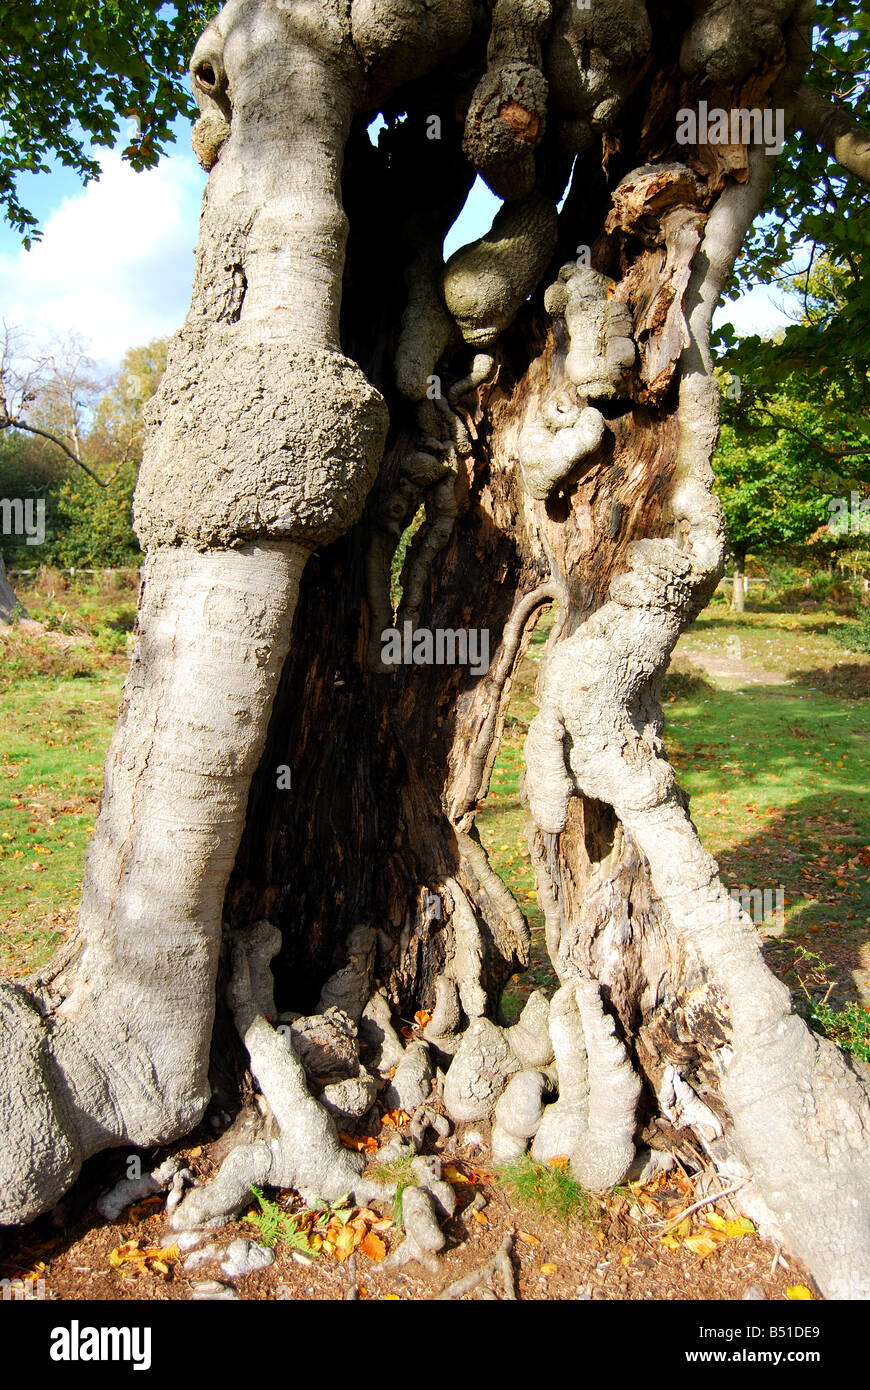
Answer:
[[0, 0, 214, 243], [0, 333, 167, 573], [715, 397, 837, 609], [1, 0, 869, 1301]]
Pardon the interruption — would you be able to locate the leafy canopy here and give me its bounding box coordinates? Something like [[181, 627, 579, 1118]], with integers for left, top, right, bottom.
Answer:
[[0, 1, 220, 243]]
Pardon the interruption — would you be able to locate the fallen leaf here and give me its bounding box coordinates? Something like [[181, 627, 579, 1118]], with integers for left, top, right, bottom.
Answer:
[[547, 1155, 570, 1172], [109, 1240, 142, 1268], [334, 1225, 357, 1261], [472, 1210, 489, 1226], [338, 1131, 378, 1153], [540, 1263, 557, 1275], [188, 1147, 203, 1159], [786, 1285, 813, 1300], [724, 1217, 755, 1238], [381, 1109, 410, 1128], [361, 1232, 386, 1262], [517, 1231, 540, 1246], [660, 1234, 680, 1250], [705, 1210, 727, 1230], [414, 1009, 432, 1028], [127, 1196, 163, 1223], [683, 1231, 721, 1258], [109, 1240, 179, 1274], [443, 1164, 471, 1185]]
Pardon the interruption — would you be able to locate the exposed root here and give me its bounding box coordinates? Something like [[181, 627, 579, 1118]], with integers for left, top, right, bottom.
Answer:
[[383, 1041, 434, 1113], [435, 1232, 516, 1300], [171, 929, 381, 1230], [492, 1071, 549, 1164], [360, 987, 406, 1070], [570, 979, 642, 1191], [316, 924, 376, 1024], [387, 1159, 456, 1275]]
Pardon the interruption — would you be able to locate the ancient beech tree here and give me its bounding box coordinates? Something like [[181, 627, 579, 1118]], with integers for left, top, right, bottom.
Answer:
[[1, 0, 869, 1299]]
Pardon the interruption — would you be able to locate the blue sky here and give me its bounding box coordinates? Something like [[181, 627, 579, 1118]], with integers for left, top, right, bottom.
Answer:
[[0, 125, 799, 372]]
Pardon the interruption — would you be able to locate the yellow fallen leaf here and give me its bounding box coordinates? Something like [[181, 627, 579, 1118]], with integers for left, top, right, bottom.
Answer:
[[540, 1263, 557, 1276], [517, 1231, 540, 1246], [109, 1240, 142, 1268], [188, 1147, 203, 1159], [547, 1156, 570, 1172], [705, 1211, 727, 1230], [146, 1244, 179, 1262], [382, 1294, 401, 1300], [786, 1285, 813, 1300], [675, 1218, 691, 1239], [443, 1164, 471, 1185], [472, 1209, 489, 1226], [724, 1217, 755, 1238], [660, 1234, 680, 1250], [683, 1231, 721, 1258], [334, 1225, 357, 1261]]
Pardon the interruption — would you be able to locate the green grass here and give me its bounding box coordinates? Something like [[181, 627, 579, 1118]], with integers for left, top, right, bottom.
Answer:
[[498, 1156, 593, 1221], [365, 1151, 417, 1227], [0, 670, 125, 975], [0, 571, 131, 975]]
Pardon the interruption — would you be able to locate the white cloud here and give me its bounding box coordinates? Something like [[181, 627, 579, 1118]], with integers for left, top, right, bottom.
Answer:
[[0, 146, 205, 369]]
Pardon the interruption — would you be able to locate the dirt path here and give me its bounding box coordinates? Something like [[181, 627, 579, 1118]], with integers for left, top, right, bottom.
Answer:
[[678, 644, 790, 685]]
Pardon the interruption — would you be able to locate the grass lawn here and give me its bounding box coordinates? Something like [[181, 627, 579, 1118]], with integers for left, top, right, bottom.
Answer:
[[0, 571, 132, 975]]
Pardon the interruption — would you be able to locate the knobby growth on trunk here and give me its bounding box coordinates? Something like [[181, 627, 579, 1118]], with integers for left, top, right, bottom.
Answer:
[[2, 0, 869, 1298]]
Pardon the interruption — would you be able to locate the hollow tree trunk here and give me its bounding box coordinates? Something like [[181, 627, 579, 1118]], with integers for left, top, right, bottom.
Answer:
[[2, 0, 869, 1300]]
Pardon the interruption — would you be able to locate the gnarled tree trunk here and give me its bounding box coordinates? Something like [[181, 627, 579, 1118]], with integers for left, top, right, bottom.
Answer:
[[2, 0, 869, 1300]]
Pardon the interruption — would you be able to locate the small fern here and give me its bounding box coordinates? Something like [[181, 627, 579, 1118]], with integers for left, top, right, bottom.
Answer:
[[246, 1186, 319, 1254]]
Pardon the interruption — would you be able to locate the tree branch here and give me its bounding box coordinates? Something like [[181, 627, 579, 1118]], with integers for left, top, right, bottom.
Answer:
[[795, 84, 870, 185], [0, 416, 119, 486], [731, 401, 870, 463]]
